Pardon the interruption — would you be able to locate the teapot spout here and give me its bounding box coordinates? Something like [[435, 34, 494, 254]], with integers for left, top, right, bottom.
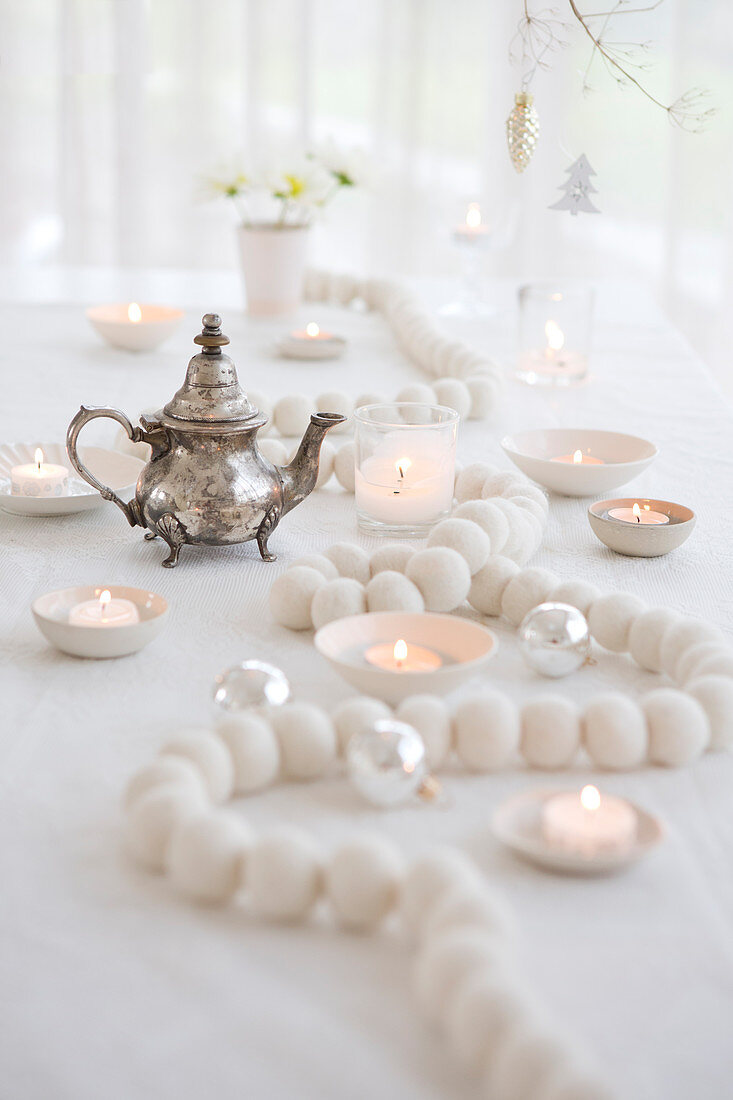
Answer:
[[279, 412, 346, 516]]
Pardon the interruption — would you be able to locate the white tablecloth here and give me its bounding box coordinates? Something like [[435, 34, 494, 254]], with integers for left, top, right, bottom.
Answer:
[[2, 278, 733, 1100]]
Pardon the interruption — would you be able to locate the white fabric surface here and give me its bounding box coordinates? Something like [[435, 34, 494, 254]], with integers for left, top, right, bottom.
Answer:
[[1, 279, 733, 1100]]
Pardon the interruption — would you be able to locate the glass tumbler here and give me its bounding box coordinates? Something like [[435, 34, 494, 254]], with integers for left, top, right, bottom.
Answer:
[[517, 283, 594, 385]]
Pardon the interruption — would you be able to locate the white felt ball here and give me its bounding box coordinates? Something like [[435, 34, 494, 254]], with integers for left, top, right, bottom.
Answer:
[[302, 268, 327, 299], [406, 547, 472, 612], [481, 470, 526, 499], [366, 570, 425, 613], [270, 703, 337, 780], [257, 437, 289, 466], [453, 500, 510, 554], [446, 970, 531, 1074], [627, 608, 681, 672], [325, 834, 405, 931], [216, 713, 281, 793], [333, 441, 356, 491], [369, 543, 415, 576], [269, 565, 325, 630], [325, 542, 371, 583], [311, 577, 366, 629], [273, 394, 314, 437], [500, 567, 558, 627], [433, 378, 471, 420], [401, 847, 482, 936], [643, 689, 710, 766], [521, 698, 581, 769], [126, 784, 207, 871], [160, 731, 234, 804], [291, 553, 339, 580], [248, 827, 323, 921], [247, 390, 273, 435], [123, 757, 207, 810], [396, 695, 452, 769], [468, 556, 520, 616], [396, 382, 436, 404], [454, 692, 520, 771], [466, 376, 498, 419], [166, 810, 253, 903], [587, 593, 646, 653], [489, 500, 534, 563], [583, 693, 648, 770], [676, 641, 731, 686], [692, 650, 733, 680], [684, 676, 733, 751], [550, 580, 602, 618], [315, 440, 336, 487], [315, 391, 352, 433], [511, 495, 547, 526], [512, 510, 544, 564], [541, 1071, 616, 1100], [427, 518, 491, 575], [332, 273, 358, 304], [658, 617, 725, 680], [422, 885, 513, 945], [413, 927, 502, 1022], [454, 462, 495, 504], [355, 391, 386, 408], [332, 696, 392, 755], [506, 483, 548, 514], [483, 1027, 574, 1100]]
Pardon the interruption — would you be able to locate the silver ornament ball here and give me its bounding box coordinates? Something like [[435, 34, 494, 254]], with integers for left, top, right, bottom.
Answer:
[[518, 602, 590, 678], [347, 718, 427, 807], [212, 660, 292, 711]]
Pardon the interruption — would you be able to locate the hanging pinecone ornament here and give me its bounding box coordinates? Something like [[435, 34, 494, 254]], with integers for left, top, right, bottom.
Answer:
[[506, 92, 540, 173]]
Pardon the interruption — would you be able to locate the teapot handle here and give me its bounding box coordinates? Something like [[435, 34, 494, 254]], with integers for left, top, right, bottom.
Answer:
[[66, 404, 147, 527]]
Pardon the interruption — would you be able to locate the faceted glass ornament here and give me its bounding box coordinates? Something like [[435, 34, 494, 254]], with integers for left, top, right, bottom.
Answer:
[[212, 660, 292, 711], [347, 719, 427, 807], [518, 602, 590, 678]]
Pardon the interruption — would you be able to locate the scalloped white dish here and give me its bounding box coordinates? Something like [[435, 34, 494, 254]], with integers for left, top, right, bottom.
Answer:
[[501, 428, 658, 497], [0, 443, 143, 516]]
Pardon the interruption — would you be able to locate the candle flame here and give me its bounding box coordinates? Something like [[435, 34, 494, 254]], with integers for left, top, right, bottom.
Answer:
[[396, 457, 412, 479], [305, 322, 320, 338], [127, 302, 142, 323], [394, 639, 408, 663], [34, 447, 44, 468], [99, 589, 112, 608], [573, 450, 582, 465], [545, 319, 565, 351], [465, 202, 481, 229], [632, 503, 641, 522], [581, 784, 601, 811]]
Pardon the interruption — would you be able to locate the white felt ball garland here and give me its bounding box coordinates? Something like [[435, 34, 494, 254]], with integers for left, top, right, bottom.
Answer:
[[270, 461, 548, 630]]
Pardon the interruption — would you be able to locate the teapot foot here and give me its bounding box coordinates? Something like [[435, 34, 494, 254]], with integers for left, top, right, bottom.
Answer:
[[144, 531, 158, 541], [154, 512, 187, 568], [257, 506, 279, 562]]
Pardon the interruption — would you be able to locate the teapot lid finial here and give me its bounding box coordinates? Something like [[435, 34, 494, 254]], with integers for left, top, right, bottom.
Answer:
[[162, 313, 257, 424]]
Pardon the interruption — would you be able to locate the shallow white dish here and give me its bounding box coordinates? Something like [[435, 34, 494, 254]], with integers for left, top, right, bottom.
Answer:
[[501, 428, 658, 496], [276, 334, 346, 360], [492, 787, 664, 875], [86, 303, 184, 351], [0, 443, 143, 516], [588, 498, 695, 557], [314, 611, 497, 704], [32, 585, 168, 658]]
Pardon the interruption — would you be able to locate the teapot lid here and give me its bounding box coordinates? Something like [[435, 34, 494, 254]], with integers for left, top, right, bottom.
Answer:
[[162, 314, 258, 424]]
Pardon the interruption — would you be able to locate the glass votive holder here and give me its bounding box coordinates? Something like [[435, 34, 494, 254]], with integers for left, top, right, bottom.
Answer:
[[516, 283, 594, 386], [353, 403, 459, 537]]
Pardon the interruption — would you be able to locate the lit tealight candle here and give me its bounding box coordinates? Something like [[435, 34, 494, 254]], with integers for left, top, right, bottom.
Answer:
[[454, 202, 490, 241], [280, 321, 346, 360], [364, 638, 443, 673], [86, 302, 183, 352], [551, 448, 604, 466], [11, 448, 69, 498], [68, 588, 140, 628], [542, 785, 637, 858], [607, 502, 669, 525], [127, 301, 143, 324]]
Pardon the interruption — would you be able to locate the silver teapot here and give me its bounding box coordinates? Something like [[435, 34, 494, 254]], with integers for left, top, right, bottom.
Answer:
[[66, 313, 345, 567]]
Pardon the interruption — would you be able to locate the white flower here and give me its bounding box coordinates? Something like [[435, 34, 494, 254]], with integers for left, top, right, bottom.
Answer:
[[268, 158, 334, 212], [315, 138, 371, 188]]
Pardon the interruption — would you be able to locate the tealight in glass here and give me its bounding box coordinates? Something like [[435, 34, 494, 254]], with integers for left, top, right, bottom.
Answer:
[[353, 403, 458, 537], [516, 283, 594, 386]]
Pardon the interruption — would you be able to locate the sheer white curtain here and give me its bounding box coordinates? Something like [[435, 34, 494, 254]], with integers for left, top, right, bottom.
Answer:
[[3, 0, 732, 375]]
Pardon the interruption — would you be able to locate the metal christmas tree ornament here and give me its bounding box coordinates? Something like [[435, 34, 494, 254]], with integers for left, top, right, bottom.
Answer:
[[347, 719, 429, 808], [518, 602, 591, 678], [506, 92, 540, 173], [66, 314, 345, 567], [212, 660, 292, 712]]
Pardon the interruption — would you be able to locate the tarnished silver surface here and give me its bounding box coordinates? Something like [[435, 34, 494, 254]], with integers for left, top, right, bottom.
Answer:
[[66, 313, 345, 567]]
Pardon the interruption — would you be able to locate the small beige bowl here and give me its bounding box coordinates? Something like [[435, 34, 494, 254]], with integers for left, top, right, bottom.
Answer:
[[501, 428, 658, 497], [87, 304, 184, 352], [314, 611, 497, 704], [588, 498, 695, 557], [32, 585, 168, 658]]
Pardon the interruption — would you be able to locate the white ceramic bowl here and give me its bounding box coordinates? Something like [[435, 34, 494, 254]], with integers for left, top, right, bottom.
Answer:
[[0, 443, 143, 516], [588, 498, 696, 557], [492, 787, 664, 875], [314, 611, 497, 704], [32, 585, 168, 658], [501, 428, 658, 496], [86, 303, 184, 351]]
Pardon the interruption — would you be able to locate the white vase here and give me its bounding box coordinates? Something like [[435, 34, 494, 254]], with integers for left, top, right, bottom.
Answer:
[[237, 223, 310, 316]]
